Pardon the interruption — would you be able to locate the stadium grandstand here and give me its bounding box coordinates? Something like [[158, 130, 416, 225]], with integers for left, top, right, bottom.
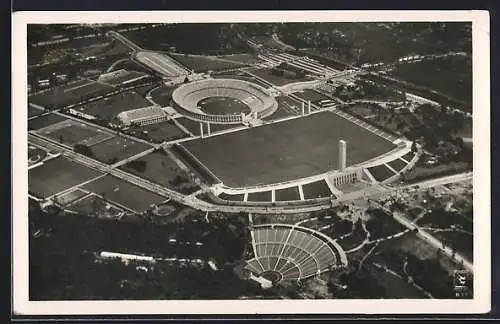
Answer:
[[244, 224, 347, 287], [134, 51, 189, 78], [172, 78, 278, 123], [116, 105, 168, 126]]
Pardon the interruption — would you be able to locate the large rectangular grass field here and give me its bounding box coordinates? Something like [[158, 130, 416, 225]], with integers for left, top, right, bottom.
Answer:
[[29, 156, 103, 198], [89, 136, 152, 164], [82, 175, 167, 212], [181, 111, 395, 187]]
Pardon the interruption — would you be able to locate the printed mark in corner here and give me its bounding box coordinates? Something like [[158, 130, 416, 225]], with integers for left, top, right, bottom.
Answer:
[[453, 269, 473, 298]]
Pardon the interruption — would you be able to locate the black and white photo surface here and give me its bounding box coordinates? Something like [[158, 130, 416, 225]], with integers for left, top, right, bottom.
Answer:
[[12, 10, 490, 315]]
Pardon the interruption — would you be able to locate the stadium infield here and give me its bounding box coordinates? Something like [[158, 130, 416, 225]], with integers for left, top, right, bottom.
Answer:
[[181, 111, 396, 188]]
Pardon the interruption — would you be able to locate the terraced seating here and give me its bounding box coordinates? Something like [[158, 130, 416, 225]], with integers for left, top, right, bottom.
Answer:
[[245, 224, 343, 285], [172, 78, 277, 123]]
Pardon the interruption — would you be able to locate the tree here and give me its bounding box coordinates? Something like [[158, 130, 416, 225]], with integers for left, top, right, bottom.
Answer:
[[126, 160, 147, 173], [74, 144, 94, 158], [411, 141, 418, 153]]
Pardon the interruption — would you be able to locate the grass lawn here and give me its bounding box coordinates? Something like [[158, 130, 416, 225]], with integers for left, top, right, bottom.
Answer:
[[275, 186, 301, 201], [78, 91, 151, 120], [119, 150, 200, 194], [249, 68, 313, 86], [28, 114, 67, 130], [302, 180, 332, 199], [82, 175, 168, 212], [126, 120, 187, 143], [181, 111, 395, 187], [29, 156, 103, 198], [89, 136, 152, 164]]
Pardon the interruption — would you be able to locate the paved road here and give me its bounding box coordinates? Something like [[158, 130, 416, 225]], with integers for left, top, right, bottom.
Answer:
[[29, 131, 473, 216], [107, 31, 143, 52], [373, 202, 473, 272]]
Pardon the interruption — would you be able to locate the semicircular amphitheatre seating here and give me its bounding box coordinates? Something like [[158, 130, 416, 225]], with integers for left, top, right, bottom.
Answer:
[[244, 224, 343, 284]]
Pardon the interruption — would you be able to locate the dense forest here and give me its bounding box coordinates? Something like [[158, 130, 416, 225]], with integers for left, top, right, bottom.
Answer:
[[29, 199, 256, 300]]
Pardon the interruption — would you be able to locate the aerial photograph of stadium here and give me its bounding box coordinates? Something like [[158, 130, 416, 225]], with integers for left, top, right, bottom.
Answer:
[[27, 21, 474, 300]]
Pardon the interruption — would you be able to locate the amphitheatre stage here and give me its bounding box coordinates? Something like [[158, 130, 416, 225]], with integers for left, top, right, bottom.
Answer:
[[179, 111, 398, 188]]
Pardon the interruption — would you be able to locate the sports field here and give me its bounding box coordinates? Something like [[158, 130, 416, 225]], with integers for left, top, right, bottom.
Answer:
[[37, 120, 112, 146], [293, 89, 333, 105], [82, 175, 167, 212], [98, 70, 149, 86], [249, 68, 312, 86], [128, 120, 187, 143], [168, 53, 247, 72], [28, 106, 44, 118], [29, 80, 114, 109], [181, 111, 395, 187], [79, 91, 151, 120], [29, 156, 103, 198], [89, 136, 152, 164], [135, 51, 187, 77], [28, 113, 67, 130], [119, 150, 200, 194], [198, 97, 250, 115]]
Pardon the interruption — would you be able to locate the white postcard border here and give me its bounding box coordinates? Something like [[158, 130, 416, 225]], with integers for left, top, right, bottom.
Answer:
[[12, 10, 491, 315]]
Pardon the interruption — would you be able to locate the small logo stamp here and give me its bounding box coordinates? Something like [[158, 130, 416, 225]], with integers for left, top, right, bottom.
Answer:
[[453, 270, 472, 298]]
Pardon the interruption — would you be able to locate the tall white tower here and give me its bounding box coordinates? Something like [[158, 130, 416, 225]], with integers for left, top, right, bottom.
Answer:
[[338, 140, 347, 171]]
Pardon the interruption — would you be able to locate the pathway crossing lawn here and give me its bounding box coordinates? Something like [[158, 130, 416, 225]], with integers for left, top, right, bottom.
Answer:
[[250, 68, 312, 86], [28, 106, 45, 118], [29, 156, 103, 198], [57, 188, 90, 206], [89, 136, 152, 164], [119, 150, 200, 194], [82, 175, 168, 212], [78, 91, 151, 120], [387, 158, 408, 172], [130, 120, 187, 143], [174, 117, 241, 135], [28, 114, 67, 130], [293, 89, 332, 105], [29, 80, 114, 109]]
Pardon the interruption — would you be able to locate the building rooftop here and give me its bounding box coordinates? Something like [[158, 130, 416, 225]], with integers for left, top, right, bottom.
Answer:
[[117, 105, 166, 123]]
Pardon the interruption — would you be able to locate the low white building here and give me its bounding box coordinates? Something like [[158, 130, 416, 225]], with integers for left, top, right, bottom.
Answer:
[[117, 105, 168, 126], [99, 251, 156, 264]]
